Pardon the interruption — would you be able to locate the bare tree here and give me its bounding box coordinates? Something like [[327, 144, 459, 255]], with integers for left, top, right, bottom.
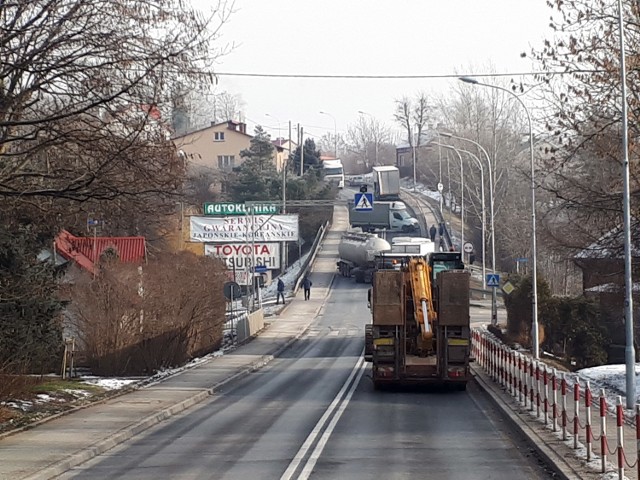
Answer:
[[525, 0, 640, 251], [346, 116, 392, 169], [0, 0, 231, 206]]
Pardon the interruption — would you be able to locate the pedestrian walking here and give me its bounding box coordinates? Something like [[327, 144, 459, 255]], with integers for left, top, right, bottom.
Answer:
[[429, 224, 437, 242], [438, 222, 444, 237], [302, 276, 312, 301], [276, 278, 285, 305]]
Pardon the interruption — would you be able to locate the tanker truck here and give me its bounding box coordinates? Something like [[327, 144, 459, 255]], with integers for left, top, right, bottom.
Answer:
[[337, 231, 391, 283]]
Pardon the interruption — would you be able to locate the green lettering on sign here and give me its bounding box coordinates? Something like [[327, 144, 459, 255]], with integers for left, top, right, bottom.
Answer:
[[203, 203, 279, 216]]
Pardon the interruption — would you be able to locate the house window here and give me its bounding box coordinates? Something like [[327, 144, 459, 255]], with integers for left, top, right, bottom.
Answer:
[[217, 155, 235, 169], [398, 154, 406, 167], [214, 131, 225, 142]]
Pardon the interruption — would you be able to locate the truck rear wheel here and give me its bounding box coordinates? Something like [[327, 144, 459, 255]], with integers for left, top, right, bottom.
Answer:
[[364, 324, 373, 360]]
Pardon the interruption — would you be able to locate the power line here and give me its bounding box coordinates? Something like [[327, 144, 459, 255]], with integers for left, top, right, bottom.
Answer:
[[214, 69, 600, 80]]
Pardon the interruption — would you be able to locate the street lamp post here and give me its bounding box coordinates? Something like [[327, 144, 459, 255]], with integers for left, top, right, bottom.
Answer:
[[433, 143, 486, 291], [617, 0, 636, 409], [438, 145, 464, 250], [265, 113, 281, 140], [358, 110, 378, 166], [459, 76, 539, 359], [319, 111, 338, 158], [440, 132, 498, 325]]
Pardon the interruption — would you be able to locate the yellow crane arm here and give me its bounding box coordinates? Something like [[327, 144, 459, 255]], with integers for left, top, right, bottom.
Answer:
[[408, 258, 436, 342]]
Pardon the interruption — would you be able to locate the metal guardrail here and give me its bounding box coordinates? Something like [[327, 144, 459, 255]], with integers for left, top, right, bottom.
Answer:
[[293, 220, 331, 294], [401, 189, 453, 251]]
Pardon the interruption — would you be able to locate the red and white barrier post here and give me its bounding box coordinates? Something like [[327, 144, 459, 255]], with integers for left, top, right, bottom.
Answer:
[[573, 380, 580, 450], [552, 368, 558, 432], [561, 373, 568, 441], [529, 360, 535, 411], [518, 354, 524, 404], [543, 366, 549, 425], [536, 362, 541, 418], [616, 396, 624, 480], [585, 381, 592, 461], [599, 389, 607, 474]]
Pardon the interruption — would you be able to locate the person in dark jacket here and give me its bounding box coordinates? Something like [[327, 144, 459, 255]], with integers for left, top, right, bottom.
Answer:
[[302, 277, 312, 300], [429, 224, 437, 242], [438, 222, 445, 237], [276, 278, 285, 305]]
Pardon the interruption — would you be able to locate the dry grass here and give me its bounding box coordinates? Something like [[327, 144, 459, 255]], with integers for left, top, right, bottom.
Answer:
[[0, 377, 108, 434]]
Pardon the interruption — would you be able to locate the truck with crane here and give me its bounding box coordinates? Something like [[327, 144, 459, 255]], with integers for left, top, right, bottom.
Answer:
[[364, 251, 471, 390]]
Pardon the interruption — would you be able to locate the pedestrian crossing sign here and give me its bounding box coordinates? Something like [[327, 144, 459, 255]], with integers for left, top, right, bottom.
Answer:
[[354, 192, 374, 211], [486, 274, 500, 288]]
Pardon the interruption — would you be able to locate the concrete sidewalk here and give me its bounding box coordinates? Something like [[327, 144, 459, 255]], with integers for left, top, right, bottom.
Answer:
[[0, 208, 349, 480]]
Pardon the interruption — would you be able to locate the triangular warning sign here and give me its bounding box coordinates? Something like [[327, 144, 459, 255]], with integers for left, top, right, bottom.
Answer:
[[355, 194, 372, 210]]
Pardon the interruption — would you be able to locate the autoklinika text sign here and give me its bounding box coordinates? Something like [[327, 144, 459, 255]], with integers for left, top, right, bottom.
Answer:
[[203, 203, 279, 216], [190, 214, 299, 242], [204, 243, 280, 270]]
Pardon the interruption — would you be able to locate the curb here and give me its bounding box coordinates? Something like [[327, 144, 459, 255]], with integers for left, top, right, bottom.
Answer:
[[471, 365, 587, 480]]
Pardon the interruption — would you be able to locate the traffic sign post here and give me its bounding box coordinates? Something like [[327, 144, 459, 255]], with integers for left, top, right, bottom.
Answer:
[[463, 242, 474, 254], [486, 273, 500, 326], [354, 192, 374, 211], [486, 274, 500, 287]]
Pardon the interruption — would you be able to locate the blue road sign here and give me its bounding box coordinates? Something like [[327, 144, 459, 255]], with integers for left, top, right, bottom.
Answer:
[[354, 192, 374, 211], [486, 274, 500, 288], [516, 257, 529, 262], [253, 265, 268, 273]]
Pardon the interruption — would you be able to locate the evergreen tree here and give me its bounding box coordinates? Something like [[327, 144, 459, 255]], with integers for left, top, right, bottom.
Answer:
[[0, 225, 63, 372], [229, 126, 280, 202], [290, 138, 322, 175]]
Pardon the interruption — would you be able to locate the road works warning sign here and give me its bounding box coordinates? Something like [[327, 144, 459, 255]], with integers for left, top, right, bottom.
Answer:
[[190, 214, 299, 242], [204, 243, 280, 270]]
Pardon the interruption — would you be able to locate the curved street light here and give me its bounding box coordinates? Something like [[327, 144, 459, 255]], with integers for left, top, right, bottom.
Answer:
[[358, 110, 379, 166], [459, 76, 539, 359], [433, 142, 486, 291], [319, 111, 338, 158], [439, 132, 498, 325]]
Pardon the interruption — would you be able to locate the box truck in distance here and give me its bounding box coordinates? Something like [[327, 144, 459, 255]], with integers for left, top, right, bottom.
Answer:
[[348, 201, 419, 233], [322, 159, 344, 188], [372, 166, 401, 201]]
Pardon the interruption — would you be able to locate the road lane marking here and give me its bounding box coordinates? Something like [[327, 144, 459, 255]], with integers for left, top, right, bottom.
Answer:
[[280, 353, 365, 480], [298, 358, 366, 479]]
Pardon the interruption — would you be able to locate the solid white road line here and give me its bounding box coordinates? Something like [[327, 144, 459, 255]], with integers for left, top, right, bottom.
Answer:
[[298, 358, 367, 479], [280, 354, 366, 480]]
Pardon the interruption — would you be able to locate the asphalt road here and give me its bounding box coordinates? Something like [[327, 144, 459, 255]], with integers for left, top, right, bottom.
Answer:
[[58, 275, 550, 480]]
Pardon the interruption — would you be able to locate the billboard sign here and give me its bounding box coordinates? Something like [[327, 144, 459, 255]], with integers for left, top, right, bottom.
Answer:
[[205, 243, 280, 270], [190, 214, 298, 242], [203, 203, 279, 216]]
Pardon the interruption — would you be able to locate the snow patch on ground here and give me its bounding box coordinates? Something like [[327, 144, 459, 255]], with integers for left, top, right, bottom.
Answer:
[[81, 378, 139, 391]]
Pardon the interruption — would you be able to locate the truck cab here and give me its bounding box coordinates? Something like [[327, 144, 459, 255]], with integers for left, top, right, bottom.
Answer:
[[322, 159, 345, 189]]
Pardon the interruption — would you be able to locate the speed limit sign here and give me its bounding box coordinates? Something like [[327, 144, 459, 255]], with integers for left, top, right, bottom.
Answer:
[[463, 242, 474, 254]]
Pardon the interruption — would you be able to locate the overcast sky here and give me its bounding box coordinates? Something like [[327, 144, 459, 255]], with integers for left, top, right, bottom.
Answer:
[[198, 0, 554, 142]]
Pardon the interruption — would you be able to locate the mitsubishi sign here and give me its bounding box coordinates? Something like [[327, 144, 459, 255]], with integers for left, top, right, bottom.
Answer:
[[205, 243, 280, 270], [190, 214, 299, 242]]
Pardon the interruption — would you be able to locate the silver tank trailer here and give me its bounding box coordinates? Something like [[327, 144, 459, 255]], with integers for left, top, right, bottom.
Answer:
[[338, 232, 391, 267]]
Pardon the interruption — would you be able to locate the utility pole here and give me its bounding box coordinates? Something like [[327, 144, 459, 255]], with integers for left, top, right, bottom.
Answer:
[[300, 127, 305, 176]]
